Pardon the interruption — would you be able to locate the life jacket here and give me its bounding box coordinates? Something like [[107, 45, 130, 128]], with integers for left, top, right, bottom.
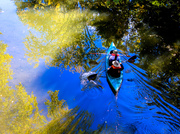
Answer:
[[110, 54, 120, 61], [111, 65, 122, 69], [111, 53, 120, 56]]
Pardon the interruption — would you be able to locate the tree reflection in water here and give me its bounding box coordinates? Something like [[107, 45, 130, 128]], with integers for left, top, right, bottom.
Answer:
[[11, 0, 180, 133], [17, 8, 104, 72]]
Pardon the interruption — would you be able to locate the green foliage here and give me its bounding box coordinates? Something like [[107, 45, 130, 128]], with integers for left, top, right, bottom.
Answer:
[[131, 0, 180, 80], [149, 0, 176, 7], [49, 26, 103, 73], [132, 0, 179, 44], [15, 0, 80, 10], [81, 0, 131, 42]]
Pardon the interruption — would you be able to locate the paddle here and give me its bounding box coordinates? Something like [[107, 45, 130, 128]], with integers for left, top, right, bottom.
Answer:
[[87, 70, 106, 81], [89, 52, 131, 57], [90, 52, 137, 63], [126, 55, 137, 63], [121, 55, 137, 63], [87, 55, 137, 81], [87, 55, 137, 76], [87, 73, 97, 81], [87, 52, 137, 81]]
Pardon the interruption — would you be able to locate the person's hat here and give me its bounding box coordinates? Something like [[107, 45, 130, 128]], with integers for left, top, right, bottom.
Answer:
[[113, 50, 118, 54], [112, 60, 120, 67]]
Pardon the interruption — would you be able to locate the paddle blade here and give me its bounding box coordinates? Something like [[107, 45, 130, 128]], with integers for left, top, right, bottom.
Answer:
[[87, 74, 97, 81], [128, 55, 137, 63]]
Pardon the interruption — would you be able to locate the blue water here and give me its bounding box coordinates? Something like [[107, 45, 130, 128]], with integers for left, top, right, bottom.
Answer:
[[0, 0, 180, 133]]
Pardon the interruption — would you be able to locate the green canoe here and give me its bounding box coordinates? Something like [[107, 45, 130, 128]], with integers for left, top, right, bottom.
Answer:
[[106, 42, 123, 96]]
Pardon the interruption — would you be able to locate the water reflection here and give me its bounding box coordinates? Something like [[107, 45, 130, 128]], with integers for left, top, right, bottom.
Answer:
[[44, 91, 98, 133], [0, 38, 105, 133], [80, 0, 130, 43], [0, 40, 46, 133], [4, 0, 180, 133], [15, 0, 80, 10], [17, 8, 104, 72], [123, 4, 180, 108], [122, 60, 180, 132]]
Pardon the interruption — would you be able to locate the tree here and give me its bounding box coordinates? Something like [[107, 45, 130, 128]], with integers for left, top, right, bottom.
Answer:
[[0, 41, 46, 134], [0, 37, 105, 134], [17, 8, 103, 72], [43, 90, 96, 134]]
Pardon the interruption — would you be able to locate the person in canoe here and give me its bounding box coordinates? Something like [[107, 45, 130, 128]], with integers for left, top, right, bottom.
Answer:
[[80, 71, 103, 91], [107, 60, 124, 78], [109, 50, 120, 66]]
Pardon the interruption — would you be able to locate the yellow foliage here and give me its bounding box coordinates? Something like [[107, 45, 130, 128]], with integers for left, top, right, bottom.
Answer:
[[17, 8, 101, 72], [137, 38, 141, 43], [48, 0, 52, 6], [18, 9, 89, 62], [55, 3, 60, 9], [0, 33, 94, 133], [0, 41, 13, 89], [45, 90, 70, 120], [0, 41, 46, 134]]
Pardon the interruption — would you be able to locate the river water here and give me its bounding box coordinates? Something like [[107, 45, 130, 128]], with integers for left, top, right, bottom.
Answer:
[[0, 0, 179, 133]]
